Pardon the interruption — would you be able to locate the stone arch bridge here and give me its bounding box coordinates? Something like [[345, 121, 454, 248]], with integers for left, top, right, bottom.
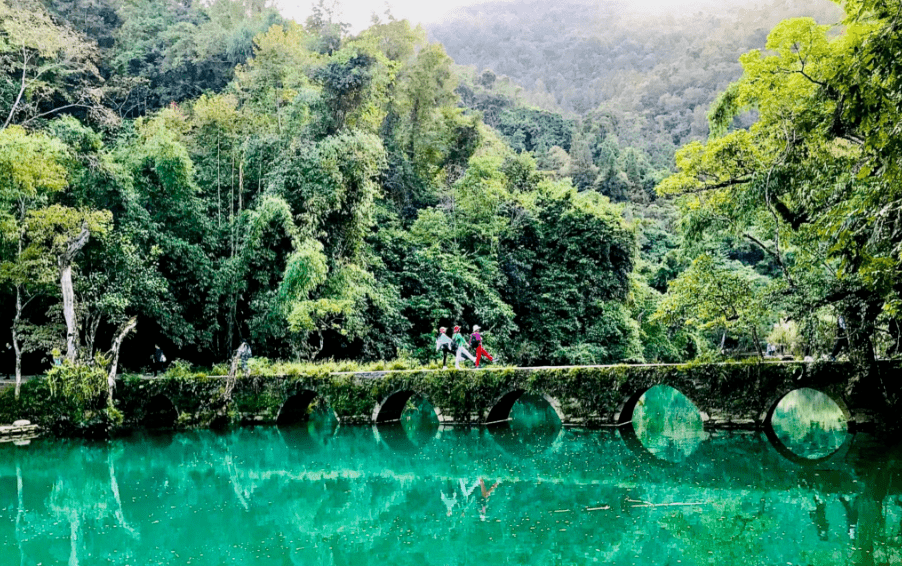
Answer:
[[115, 361, 901, 431]]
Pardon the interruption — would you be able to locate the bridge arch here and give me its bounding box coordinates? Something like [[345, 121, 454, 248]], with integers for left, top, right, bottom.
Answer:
[[617, 385, 708, 467], [760, 387, 852, 428], [762, 387, 853, 465], [372, 390, 442, 424], [614, 384, 709, 425], [142, 394, 179, 428], [277, 390, 332, 426], [484, 389, 565, 425]]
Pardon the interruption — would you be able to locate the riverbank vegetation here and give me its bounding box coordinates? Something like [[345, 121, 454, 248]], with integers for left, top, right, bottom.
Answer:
[[1, 0, 901, 404]]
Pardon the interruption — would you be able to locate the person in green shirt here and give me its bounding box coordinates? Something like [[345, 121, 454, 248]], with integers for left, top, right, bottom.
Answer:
[[453, 325, 476, 369]]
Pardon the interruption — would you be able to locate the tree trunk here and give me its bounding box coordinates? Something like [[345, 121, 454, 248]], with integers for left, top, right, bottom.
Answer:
[[230, 151, 235, 257], [313, 330, 325, 361], [238, 158, 244, 212], [84, 311, 101, 363], [107, 317, 137, 406], [844, 301, 880, 366], [13, 201, 26, 398], [887, 317, 902, 357], [217, 136, 222, 229], [223, 352, 240, 404], [751, 325, 764, 359], [16, 460, 25, 566], [12, 284, 23, 399], [1, 46, 28, 130], [58, 225, 91, 362], [60, 264, 79, 362]]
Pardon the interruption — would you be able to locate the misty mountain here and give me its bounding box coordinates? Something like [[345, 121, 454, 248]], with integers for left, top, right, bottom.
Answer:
[[428, 0, 842, 163]]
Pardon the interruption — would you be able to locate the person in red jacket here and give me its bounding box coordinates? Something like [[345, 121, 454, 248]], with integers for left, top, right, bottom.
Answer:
[[469, 325, 494, 368]]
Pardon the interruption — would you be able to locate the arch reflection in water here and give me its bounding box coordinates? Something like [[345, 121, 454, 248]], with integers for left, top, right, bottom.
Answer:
[[142, 394, 178, 429], [769, 388, 849, 460], [630, 385, 706, 463], [489, 393, 562, 456], [375, 395, 439, 452], [277, 392, 338, 448], [3, 426, 902, 566]]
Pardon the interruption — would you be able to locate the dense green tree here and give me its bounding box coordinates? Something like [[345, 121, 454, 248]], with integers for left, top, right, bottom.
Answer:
[[115, 110, 217, 353], [652, 254, 769, 357], [111, 0, 282, 115], [0, 0, 109, 128], [0, 0, 739, 377], [431, 0, 840, 168], [0, 126, 68, 393], [504, 179, 639, 364], [658, 1, 902, 364]]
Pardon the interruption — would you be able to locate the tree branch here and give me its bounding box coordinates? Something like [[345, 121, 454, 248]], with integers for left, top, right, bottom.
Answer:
[[744, 232, 776, 256], [106, 317, 137, 405], [794, 51, 828, 88], [770, 196, 809, 230], [2, 44, 29, 130], [675, 176, 754, 195], [61, 223, 91, 264], [19, 103, 93, 127], [761, 152, 797, 288]]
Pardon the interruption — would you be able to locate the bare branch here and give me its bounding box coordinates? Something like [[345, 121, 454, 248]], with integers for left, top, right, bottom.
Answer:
[[2, 44, 30, 130], [106, 317, 137, 406], [669, 176, 754, 195], [61, 223, 91, 264]]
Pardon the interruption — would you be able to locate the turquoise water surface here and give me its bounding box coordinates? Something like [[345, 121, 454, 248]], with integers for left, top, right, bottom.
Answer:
[[1, 388, 900, 565]]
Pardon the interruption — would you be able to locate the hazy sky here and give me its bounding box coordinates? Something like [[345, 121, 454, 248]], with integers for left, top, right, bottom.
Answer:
[[275, 0, 722, 33]]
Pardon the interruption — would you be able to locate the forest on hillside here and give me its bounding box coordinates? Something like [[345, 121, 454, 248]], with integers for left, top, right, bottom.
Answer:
[[1, 0, 900, 389], [430, 0, 842, 169], [1, 0, 685, 384]]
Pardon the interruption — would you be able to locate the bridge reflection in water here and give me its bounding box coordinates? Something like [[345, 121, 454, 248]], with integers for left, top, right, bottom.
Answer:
[[768, 387, 850, 460], [1, 390, 900, 565]]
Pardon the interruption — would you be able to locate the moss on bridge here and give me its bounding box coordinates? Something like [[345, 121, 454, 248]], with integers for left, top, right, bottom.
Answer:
[[1, 361, 898, 436]]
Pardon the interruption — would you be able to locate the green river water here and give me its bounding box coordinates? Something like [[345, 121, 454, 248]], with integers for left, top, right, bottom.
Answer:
[[1, 387, 900, 565]]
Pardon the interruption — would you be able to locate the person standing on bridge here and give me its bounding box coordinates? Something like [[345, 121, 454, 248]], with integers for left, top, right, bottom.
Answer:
[[453, 326, 476, 369], [829, 315, 848, 361], [469, 326, 494, 368], [237, 341, 253, 373], [436, 327, 455, 368], [152, 344, 167, 377]]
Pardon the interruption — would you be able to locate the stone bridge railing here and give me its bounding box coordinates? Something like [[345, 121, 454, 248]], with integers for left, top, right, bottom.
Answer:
[[109, 361, 900, 432]]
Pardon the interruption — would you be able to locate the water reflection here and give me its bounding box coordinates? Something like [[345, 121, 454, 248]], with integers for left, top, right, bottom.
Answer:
[[770, 388, 849, 460], [279, 410, 339, 450], [439, 477, 503, 521], [510, 393, 562, 428], [375, 396, 439, 452], [488, 394, 561, 456], [1, 424, 901, 565], [631, 385, 706, 463], [142, 394, 178, 428]]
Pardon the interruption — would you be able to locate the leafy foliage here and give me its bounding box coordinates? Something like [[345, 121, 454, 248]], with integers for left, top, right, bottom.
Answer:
[[657, 0, 902, 365], [5, 0, 895, 421]]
